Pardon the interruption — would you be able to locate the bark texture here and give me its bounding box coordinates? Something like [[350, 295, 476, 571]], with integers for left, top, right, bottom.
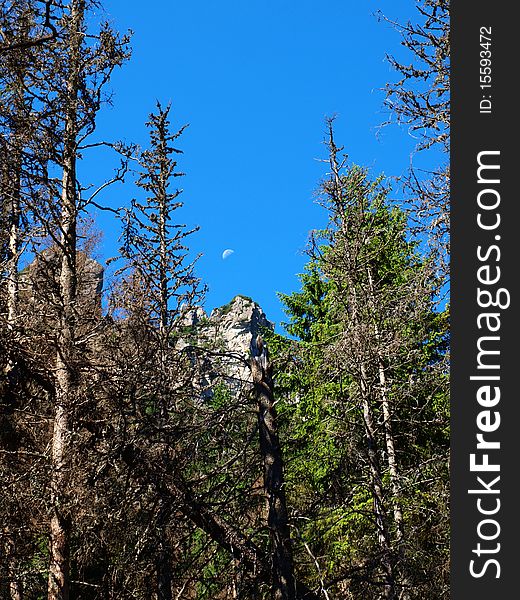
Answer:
[[251, 335, 296, 600]]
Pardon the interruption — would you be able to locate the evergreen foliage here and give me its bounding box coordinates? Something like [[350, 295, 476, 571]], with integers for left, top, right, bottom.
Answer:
[[269, 136, 449, 598]]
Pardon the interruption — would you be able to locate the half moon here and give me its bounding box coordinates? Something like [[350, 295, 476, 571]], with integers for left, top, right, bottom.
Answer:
[[222, 249, 234, 260]]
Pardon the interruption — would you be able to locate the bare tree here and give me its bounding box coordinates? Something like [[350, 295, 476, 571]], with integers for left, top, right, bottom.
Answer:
[[380, 0, 450, 281], [0, 4, 56, 597], [11, 2, 131, 597], [112, 102, 203, 599], [1, 0, 49, 346], [119, 102, 202, 347]]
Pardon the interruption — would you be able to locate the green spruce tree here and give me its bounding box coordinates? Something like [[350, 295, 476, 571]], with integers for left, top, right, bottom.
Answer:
[[270, 120, 449, 599]]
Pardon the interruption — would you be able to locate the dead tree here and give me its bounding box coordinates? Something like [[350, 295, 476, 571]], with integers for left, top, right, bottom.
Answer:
[[251, 335, 296, 600], [116, 102, 202, 600], [0, 4, 50, 598], [39, 1, 129, 597], [0, 0, 58, 54], [380, 0, 450, 281], [324, 121, 398, 599], [46, 1, 84, 595]]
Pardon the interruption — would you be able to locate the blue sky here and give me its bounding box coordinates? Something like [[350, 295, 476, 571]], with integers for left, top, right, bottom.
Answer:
[[83, 0, 424, 330]]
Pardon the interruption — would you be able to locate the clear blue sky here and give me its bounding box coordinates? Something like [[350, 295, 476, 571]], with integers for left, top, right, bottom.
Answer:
[[83, 0, 423, 330]]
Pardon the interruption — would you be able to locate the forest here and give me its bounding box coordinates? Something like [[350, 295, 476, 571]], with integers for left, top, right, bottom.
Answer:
[[0, 1, 449, 599]]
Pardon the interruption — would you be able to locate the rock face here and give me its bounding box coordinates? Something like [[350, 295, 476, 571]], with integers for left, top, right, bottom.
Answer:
[[179, 295, 274, 398], [207, 295, 274, 356], [20, 249, 104, 319], [19, 252, 270, 399]]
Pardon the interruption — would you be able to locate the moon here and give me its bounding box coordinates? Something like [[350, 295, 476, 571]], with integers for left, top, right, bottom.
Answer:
[[222, 249, 234, 260]]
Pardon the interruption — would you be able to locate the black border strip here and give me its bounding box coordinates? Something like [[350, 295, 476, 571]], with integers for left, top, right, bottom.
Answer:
[[451, 3, 516, 596]]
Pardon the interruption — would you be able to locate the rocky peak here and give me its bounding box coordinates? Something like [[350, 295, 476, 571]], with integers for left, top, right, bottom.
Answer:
[[179, 295, 274, 398], [207, 295, 274, 356]]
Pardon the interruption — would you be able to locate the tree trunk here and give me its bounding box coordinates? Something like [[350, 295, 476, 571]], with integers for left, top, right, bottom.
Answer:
[[156, 550, 172, 600], [359, 364, 396, 600], [251, 336, 296, 600], [48, 245, 75, 600], [158, 179, 170, 599], [365, 267, 405, 542], [2, 10, 26, 353], [5, 150, 20, 329], [3, 16, 28, 600], [48, 405, 71, 599], [366, 267, 410, 600], [47, 2, 83, 598]]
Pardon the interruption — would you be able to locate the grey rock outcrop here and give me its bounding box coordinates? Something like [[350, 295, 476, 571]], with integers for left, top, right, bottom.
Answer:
[[179, 295, 274, 398], [20, 248, 104, 319], [207, 295, 274, 356]]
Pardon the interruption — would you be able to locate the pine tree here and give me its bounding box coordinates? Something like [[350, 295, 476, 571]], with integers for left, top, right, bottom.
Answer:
[[113, 102, 203, 599], [119, 102, 201, 344], [272, 121, 449, 599]]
